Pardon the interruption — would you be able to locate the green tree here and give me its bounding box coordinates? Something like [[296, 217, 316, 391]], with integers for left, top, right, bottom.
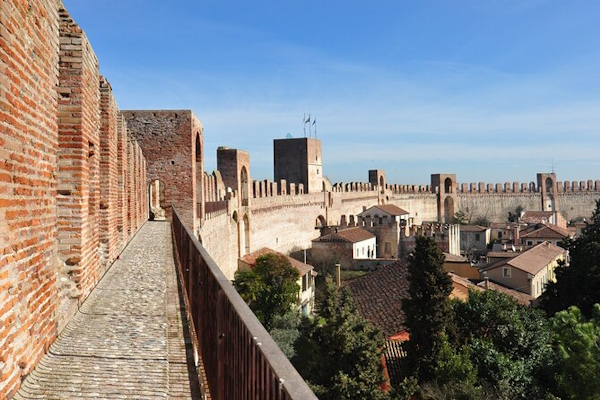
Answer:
[[233, 253, 300, 331], [508, 205, 524, 222], [269, 311, 300, 359], [552, 304, 600, 399], [453, 290, 557, 399], [402, 235, 453, 382], [452, 210, 468, 225], [540, 199, 600, 318], [293, 278, 390, 400]]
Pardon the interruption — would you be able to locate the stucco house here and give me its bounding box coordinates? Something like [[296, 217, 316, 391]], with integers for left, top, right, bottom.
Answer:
[[239, 247, 317, 316], [357, 204, 410, 258], [520, 224, 573, 247], [480, 241, 566, 299], [311, 227, 377, 267], [459, 225, 490, 259]]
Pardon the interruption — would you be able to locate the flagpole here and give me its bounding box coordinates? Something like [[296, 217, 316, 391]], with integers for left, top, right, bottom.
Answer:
[[303, 113, 306, 137]]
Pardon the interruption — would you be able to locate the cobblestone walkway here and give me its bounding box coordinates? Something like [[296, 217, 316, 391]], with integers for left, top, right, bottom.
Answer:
[[15, 222, 202, 400]]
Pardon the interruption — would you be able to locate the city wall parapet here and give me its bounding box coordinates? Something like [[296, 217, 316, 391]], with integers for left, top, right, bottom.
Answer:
[[1, 4, 148, 396]]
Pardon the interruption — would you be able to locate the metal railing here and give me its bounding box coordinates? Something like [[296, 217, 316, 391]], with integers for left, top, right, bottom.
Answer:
[[171, 208, 317, 400]]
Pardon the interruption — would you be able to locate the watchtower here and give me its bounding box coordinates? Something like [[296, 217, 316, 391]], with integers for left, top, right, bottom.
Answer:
[[274, 137, 323, 194], [537, 172, 558, 212], [431, 173, 457, 223]]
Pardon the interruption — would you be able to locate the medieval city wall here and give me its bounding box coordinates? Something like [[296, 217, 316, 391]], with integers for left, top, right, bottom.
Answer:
[[123, 110, 202, 230], [249, 193, 326, 258], [0, 1, 61, 395], [1, 3, 149, 396], [199, 211, 239, 280], [454, 180, 600, 222]]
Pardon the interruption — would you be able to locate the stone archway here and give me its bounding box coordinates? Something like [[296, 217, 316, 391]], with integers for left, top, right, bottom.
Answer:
[[444, 196, 454, 223], [316, 215, 326, 228], [148, 179, 166, 220], [444, 177, 453, 194], [241, 166, 249, 206]]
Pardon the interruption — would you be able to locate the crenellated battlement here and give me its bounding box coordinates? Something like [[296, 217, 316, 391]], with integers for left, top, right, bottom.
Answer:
[[454, 179, 600, 194]]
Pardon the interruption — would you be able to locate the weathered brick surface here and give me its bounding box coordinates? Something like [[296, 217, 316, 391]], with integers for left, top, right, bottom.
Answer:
[[122, 110, 203, 231], [1, 3, 149, 397], [0, 0, 60, 397], [99, 77, 119, 270], [56, 6, 101, 325]]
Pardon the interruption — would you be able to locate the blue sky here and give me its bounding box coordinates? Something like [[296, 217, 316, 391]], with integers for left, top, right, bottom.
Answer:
[[62, 1, 600, 185]]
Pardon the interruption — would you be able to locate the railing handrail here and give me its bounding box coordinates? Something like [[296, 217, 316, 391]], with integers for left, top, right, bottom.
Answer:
[[171, 207, 317, 400]]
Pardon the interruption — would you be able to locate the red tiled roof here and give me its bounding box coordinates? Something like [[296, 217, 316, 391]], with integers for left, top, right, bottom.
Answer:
[[240, 247, 313, 276], [346, 261, 409, 337], [476, 280, 533, 305], [373, 204, 410, 216], [443, 252, 468, 263], [521, 224, 572, 239], [460, 225, 488, 232], [358, 204, 409, 217], [483, 242, 565, 275], [314, 227, 375, 244], [521, 211, 554, 224]]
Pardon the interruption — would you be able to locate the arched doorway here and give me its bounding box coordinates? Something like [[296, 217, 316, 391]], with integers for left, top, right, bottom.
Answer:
[[242, 214, 250, 255], [148, 180, 166, 220], [316, 215, 326, 228], [444, 177, 453, 194], [444, 196, 454, 223]]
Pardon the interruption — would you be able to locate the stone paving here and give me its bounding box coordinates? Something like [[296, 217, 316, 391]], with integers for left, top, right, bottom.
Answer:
[[15, 221, 203, 400]]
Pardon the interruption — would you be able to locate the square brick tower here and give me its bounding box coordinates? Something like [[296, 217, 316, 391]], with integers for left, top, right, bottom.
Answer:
[[274, 137, 323, 194]]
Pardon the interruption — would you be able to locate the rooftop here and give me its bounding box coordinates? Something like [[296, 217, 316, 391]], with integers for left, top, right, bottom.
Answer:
[[483, 241, 565, 275], [346, 261, 409, 337], [521, 224, 572, 239], [358, 204, 410, 217], [240, 247, 314, 276], [313, 227, 376, 244]]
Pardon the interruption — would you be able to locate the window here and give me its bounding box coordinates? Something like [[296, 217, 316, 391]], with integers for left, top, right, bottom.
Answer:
[[302, 275, 307, 292], [502, 267, 512, 278], [475, 234, 480, 241], [527, 240, 533, 245], [498, 232, 503, 239]]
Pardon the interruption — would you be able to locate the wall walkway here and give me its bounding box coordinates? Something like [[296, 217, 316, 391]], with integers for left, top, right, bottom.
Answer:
[[13, 222, 203, 399]]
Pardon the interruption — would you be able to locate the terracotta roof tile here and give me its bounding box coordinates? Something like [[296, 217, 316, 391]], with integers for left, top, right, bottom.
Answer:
[[358, 204, 410, 217], [483, 242, 565, 275], [476, 280, 533, 305], [460, 225, 489, 232], [521, 211, 554, 224], [241, 247, 313, 276], [521, 224, 572, 239], [443, 252, 468, 263], [346, 261, 409, 337], [314, 227, 375, 243]]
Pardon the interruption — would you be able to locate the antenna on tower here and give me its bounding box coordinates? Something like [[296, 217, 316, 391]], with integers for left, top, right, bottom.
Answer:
[[551, 158, 555, 173]]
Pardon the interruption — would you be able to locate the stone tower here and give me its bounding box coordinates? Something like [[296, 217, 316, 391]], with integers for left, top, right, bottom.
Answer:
[[431, 173, 457, 223], [217, 147, 251, 207], [274, 137, 323, 194], [537, 172, 558, 212], [369, 169, 386, 204]]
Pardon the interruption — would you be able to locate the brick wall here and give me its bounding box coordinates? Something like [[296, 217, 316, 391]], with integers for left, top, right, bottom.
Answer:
[[55, 6, 101, 326], [1, 3, 149, 397], [99, 77, 119, 270], [0, 0, 60, 396], [122, 110, 201, 230]]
